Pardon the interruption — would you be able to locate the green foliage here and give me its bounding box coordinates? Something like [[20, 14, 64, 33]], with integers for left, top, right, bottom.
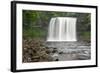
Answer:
[[80, 32, 90, 42], [23, 10, 91, 43], [23, 28, 46, 39]]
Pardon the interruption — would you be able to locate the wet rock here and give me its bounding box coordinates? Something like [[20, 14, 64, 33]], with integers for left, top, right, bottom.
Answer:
[[32, 56, 40, 59], [55, 59, 59, 61], [32, 59, 39, 62], [59, 52, 63, 54], [51, 53, 59, 61], [52, 49, 58, 53]]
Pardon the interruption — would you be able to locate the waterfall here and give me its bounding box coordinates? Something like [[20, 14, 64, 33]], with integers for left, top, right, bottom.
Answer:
[[47, 17, 77, 42]]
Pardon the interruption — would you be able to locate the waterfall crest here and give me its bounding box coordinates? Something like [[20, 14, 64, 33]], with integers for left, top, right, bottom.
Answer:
[[47, 17, 77, 42]]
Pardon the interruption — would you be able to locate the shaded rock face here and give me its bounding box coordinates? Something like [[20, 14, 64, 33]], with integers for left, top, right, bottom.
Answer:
[[23, 39, 54, 63]]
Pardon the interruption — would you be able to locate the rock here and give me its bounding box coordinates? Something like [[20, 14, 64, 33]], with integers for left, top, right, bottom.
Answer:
[[52, 49, 58, 53], [55, 59, 59, 61], [51, 53, 59, 61], [32, 56, 40, 59], [59, 52, 63, 54], [23, 48, 27, 51], [23, 39, 54, 62], [46, 50, 51, 54], [32, 59, 39, 62]]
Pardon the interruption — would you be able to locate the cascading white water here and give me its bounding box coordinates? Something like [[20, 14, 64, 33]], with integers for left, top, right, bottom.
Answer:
[[47, 17, 77, 42]]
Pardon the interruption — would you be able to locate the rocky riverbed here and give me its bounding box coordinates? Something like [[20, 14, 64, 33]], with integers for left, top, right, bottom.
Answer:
[[23, 39, 91, 63]]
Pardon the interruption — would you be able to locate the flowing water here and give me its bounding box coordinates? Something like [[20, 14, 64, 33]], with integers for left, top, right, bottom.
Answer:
[[46, 17, 90, 61], [47, 17, 77, 41]]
